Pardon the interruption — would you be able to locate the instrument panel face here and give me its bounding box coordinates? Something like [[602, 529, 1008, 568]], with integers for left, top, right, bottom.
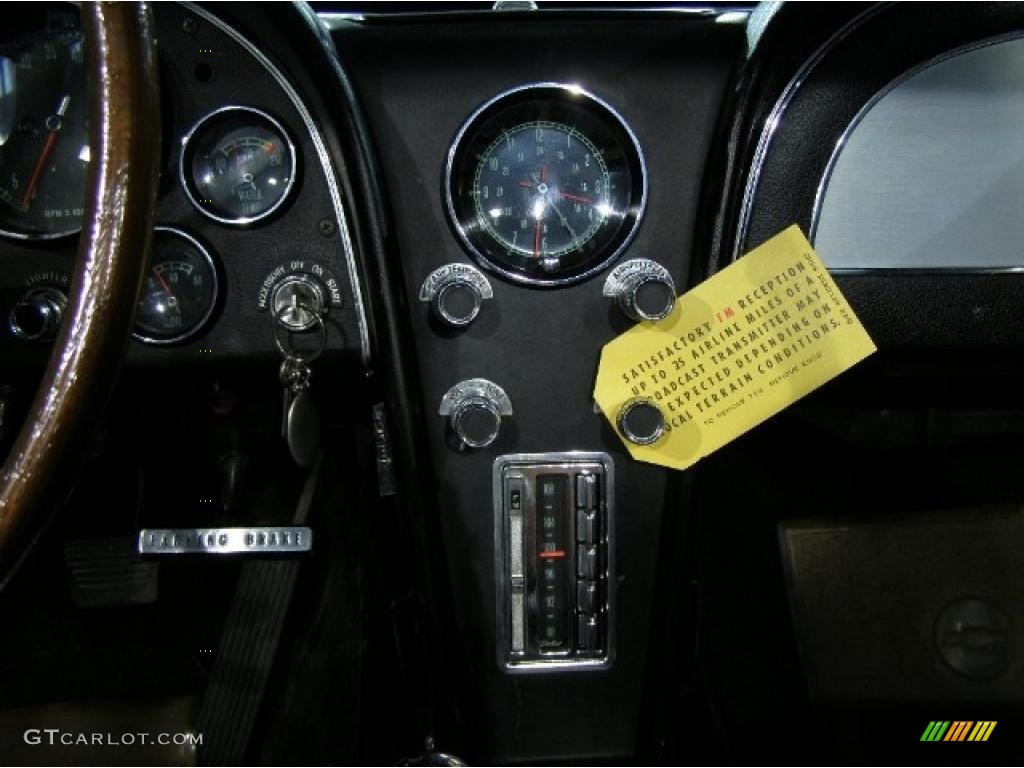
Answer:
[[0, 14, 88, 240], [0, 2, 367, 367], [180, 105, 298, 226], [133, 228, 220, 345], [445, 84, 646, 287]]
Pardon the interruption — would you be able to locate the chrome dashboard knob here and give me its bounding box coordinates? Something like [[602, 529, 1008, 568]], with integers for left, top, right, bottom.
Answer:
[[10, 287, 67, 341], [434, 280, 483, 327], [419, 263, 493, 329], [439, 378, 513, 449], [617, 398, 666, 446], [602, 258, 676, 322], [451, 396, 502, 449]]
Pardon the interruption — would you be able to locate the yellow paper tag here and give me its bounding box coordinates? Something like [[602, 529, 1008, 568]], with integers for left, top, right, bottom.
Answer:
[[593, 225, 876, 470]]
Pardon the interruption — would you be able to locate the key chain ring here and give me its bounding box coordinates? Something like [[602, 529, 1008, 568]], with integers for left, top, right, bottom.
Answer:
[[273, 302, 327, 364]]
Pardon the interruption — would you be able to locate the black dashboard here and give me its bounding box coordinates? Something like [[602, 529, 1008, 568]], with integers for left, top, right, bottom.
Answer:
[[333, 11, 743, 761], [2, 2, 1024, 766], [0, 2, 369, 371]]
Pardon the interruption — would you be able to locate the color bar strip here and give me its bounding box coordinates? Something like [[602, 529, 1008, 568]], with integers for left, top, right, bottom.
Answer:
[[922, 721, 950, 742]]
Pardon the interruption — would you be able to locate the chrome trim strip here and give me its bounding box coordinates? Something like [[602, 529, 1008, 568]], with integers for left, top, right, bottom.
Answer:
[[179, 105, 299, 226], [438, 378, 513, 416], [184, 3, 371, 366], [138, 526, 313, 555], [132, 226, 220, 346], [731, 5, 883, 262], [808, 31, 1024, 249], [828, 266, 1024, 277], [444, 82, 648, 287], [318, 7, 745, 28]]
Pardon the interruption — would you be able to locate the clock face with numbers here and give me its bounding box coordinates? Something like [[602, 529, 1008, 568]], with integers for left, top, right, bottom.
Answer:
[[445, 84, 646, 287]]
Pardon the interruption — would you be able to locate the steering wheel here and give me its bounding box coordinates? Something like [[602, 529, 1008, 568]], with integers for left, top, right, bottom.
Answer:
[[0, 3, 159, 586]]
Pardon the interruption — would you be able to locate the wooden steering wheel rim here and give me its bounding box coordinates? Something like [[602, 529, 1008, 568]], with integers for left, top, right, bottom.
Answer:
[[0, 3, 159, 583]]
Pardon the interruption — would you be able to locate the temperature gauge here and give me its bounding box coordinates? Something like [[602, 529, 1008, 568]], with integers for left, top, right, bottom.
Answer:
[[181, 106, 297, 225], [134, 227, 219, 345]]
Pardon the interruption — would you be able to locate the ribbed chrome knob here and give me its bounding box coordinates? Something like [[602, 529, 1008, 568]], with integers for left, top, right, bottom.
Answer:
[[419, 263, 493, 329], [602, 258, 676, 322], [439, 378, 513, 449]]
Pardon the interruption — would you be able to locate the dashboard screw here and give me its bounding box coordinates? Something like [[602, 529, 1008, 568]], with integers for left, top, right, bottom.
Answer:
[[318, 219, 336, 237], [182, 17, 198, 34]]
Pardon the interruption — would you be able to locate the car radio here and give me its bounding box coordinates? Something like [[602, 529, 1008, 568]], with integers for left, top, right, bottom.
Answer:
[[493, 452, 615, 672]]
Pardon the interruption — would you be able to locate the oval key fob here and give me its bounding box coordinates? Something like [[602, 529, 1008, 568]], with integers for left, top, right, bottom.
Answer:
[[286, 389, 321, 468]]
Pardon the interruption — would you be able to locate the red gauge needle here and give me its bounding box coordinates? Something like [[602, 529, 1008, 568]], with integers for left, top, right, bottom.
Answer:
[[21, 95, 71, 210], [154, 268, 176, 299], [21, 132, 59, 210], [518, 180, 532, 188], [533, 219, 542, 258], [538, 549, 566, 559], [559, 192, 592, 204], [540, 165, 547, 182]]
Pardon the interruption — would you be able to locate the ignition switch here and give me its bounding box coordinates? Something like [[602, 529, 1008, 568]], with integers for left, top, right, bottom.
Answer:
[[271, 274, 323, 331], [257, 259, 343, 330]]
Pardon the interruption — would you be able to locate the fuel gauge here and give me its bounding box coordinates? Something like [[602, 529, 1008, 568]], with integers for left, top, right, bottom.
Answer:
[[181, 106, 297, 225]]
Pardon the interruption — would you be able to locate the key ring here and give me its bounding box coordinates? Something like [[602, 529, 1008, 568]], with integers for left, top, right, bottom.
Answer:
[[273, 302, 327, 364]]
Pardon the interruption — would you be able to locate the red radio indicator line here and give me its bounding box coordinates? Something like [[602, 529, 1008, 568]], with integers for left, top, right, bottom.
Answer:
[[538, 549, 566, 559]]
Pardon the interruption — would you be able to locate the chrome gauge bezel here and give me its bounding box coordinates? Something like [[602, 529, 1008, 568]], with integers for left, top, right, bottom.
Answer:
[[132, 226, 220, 346], [179, 105, 298, 226], [444, 83, 648, 288]]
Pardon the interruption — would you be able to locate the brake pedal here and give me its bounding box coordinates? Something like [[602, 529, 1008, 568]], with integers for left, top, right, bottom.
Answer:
[[63, 536, 159, 608]]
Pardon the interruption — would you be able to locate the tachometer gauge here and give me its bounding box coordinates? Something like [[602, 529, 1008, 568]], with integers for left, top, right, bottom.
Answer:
[[134, 228, 219, 345], [0, 28, 89, 240], [446, 84, 646, 287], [181, 106, 297, 225]]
